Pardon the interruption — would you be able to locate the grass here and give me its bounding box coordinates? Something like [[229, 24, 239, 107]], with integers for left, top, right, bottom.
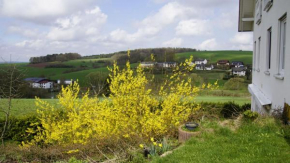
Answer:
[[0, 99, 58, 118], [195, 96, 250, 105], [153, 117, 290, 163]]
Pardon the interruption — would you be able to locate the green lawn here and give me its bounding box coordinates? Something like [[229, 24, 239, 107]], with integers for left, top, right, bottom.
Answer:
[[0, 99, 58, 118], [195, 96, 250, 105], [153, 118, 290, 163], [175, 51, 253, 64]]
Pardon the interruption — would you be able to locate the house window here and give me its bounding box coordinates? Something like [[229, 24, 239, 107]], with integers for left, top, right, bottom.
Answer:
[[256, 0, 262, 24], [278, 14, 287, 76], [257, 37, 261, 72], [266, 27, 272, 71], [263, 0, 273, 12], [254, 41, 256, 70]]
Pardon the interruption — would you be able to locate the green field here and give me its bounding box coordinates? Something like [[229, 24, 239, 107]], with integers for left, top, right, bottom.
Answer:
[[175, 50, 253, 64]]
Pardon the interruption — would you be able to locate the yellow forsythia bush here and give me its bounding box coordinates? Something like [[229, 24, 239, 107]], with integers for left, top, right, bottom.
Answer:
[[26, 56, 216, 146]]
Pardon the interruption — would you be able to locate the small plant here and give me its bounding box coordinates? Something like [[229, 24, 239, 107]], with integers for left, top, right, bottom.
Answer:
[[139, 137, 171, 158], [243, 110, 258, 120]]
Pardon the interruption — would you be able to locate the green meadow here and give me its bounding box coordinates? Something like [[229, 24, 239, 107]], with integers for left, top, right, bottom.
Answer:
[[175, 50, 253, 64]]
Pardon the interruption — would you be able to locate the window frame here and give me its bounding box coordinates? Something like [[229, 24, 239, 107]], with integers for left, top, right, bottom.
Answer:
[[278, 14, 287, 76], [257, 37, 261, 72], [263, 0, 273, 12], [266, 27, 272, 73], [254, 41, 257, 70]]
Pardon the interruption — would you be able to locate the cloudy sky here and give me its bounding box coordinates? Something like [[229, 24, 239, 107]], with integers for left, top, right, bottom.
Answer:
[[0, 0, 253, 62]]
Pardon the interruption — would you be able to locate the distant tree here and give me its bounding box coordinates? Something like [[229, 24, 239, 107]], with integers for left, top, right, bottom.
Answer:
[[245, 69, 251, 80], [85, 72, 110, 96], [0, 64, 25, 145]]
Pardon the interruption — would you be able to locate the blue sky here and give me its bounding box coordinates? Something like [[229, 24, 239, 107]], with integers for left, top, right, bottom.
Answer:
[[0, 0, 253, 62]]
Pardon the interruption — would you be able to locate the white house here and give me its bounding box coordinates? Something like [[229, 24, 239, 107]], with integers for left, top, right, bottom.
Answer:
[[231, 61, 245, 68], [57, 79, 75, 85], [239, 0, 290, 114], [140, 62, 156, 68], [194, 59, 208, 65], [24, 78, 54, 89], [205, 64, 214, 70], [232, 67, 246, 76], [157, 62, 177, 68], [195, 64, 214, 70]]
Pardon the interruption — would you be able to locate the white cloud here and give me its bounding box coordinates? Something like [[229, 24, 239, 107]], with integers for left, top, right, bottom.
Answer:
[[230, 33, 253, 45], [176, 19, 211, 36], [47, 6, 107, 41], [162, 38, 183, 47], [178, 0, 235, 8], [15, 39, 45, 49], [8, 26, 40, 38], [0, 0, 94, 24], [197, 38, 218, 50], [109, 2, 200, 43]]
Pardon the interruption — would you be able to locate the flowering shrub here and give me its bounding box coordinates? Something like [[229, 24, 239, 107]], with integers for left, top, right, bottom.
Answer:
[[26, 54, 217, 146]]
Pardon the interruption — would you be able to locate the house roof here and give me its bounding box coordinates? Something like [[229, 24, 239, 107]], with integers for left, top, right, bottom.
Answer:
[[238, 0, 255, 32], [24, 78, 48, 83], [217, 60, 230, 63], [231, 61, 244, 65], [232, 67, 246, 72], [141, 62, 155, 64]]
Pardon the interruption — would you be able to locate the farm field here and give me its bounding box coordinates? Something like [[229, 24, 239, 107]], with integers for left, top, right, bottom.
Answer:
[[0, 96, 250, 118], [0, 50, 252, 87]]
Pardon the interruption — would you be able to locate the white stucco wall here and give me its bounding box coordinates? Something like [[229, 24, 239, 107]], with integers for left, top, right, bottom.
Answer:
[[251, 0, 290, 113]]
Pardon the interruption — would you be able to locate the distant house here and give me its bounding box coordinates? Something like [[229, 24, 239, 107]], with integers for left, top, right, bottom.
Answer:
[[140, 62, 156, 68], [195, 64, 214, 70], [195, 64, 205, 70], [231, 61, 244, 68], [232, 67, 246, 76], [57, 79, 75, 85], [157, 62, 177, 68], [205, 64, 214, 70], [24, 78, 54, 89], [217, 60, 230, 65], [194, 58, 208, 65]]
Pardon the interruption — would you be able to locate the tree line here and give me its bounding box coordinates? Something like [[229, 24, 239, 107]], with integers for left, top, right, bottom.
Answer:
[[29, 53, 81, 64], [111, 47, 196, 65]]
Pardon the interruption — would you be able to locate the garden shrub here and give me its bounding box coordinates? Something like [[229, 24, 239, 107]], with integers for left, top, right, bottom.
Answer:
[[0, 115, 41, 142], [224, 78, 246, 90], [25, 55, 218, 147], [241, 103, 251, 111], [221, 102, 242, 118], [243, 110, 258, 120]]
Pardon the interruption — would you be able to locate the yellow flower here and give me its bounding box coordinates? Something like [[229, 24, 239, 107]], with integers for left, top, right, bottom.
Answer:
[[153, 142, 157, 146], [159, 143, 162, 147], [66, 149, 79, 154], [151, 137, 154, 142], [139, 144, 144, 148]]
